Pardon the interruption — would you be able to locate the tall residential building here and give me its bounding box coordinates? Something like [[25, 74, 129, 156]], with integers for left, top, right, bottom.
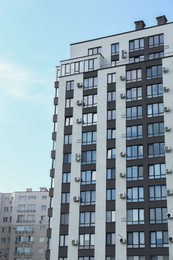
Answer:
[[47, 15, 173, 260], [0, 188, 49, 260]]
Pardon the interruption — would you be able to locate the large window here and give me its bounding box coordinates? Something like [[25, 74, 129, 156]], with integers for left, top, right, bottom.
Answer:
[[126, 106, 142, 120], [61, 193, 70, 204], [106, 233, 116, 245], [149, 51, 164, 60], [106, 189, 116, 200], [111, 43, 119, 55], [106, 211, 116, 222], [147, 83, 163, 98], [82, 151, 96, 164], [126, 125, 142, 140], [83, 94, 97, 107], [59, 235, 68, 246], [63, 153, 71, 164], [81, 170, 96, 185], [79, 257, 94, 260], [150, 256, 168, 260], [126, 87, 142, 101], [127, 145, 143, 160], [150, 231, 168, 247], [147, 103, 163, 117], [127, 257, 145, 260], [62, 172, 71, 183], [79, 234, 95, 249], [149, 208, 167, 224], [83, 77, 97, 90], [107, 148, 116, 159], [127, 187, 144, 202], [65, 98, 73, 108], [148, 122, 164, 137], [129, 38, 144, 51], [107, 73, 116, 83], [88, 46, 102, 55], [107, 91, 116, 102], [107, 168, 116, 180], [83, 113, 97, 126], [60, 213, 69, 225], [80, 212, 95, 227], [147, 65, 162, 79], [127, 232, 145, 248], [70, 61, 83, 74], [127, 166, 143, 181], [80, 191, 95, 205], [148, 143, 164, 158], [149, 185, 166, 201], [126, 69, 142, 82], [129, 55, 144, 63], [65, 117, 73, 126], [107, 110, 116, 120], [127, 209, 144, 225], [149, 34, 164, 48], [107, 129, 116, 140], [64, 134, 72, 144], [84, 59, 97, 72], [148, 163, 166, 179], [82, 131, 97, 145]]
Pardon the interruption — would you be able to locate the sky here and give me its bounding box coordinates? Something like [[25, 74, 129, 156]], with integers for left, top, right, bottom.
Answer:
[[0, 0, 173, 193]]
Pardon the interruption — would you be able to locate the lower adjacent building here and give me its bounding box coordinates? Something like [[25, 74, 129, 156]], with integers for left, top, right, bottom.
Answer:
[[0, 188, 49, 260]]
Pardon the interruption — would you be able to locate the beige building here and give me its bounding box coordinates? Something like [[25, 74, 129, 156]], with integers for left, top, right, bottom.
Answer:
[[0, 188, 49, 260]]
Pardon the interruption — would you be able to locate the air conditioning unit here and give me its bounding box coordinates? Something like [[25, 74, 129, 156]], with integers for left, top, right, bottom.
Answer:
[[120, 93, 126, 99], [72, 239, 78, 246], [165, 126, 171, 132], [120, 238, 126, 244], [77, 83, 83, 88], [167, 213, 173, 219], [120, 193, 127, 199], [120, 152, 126, 157], [164, 106, 170, 112], [121, 50, 127, 59], [120, 172, 126, 178], [165, 146, 171, 153], [164, 86, 169, 92], [75, 153, 81, 162], [166, 169, 172, 174], [120, 75, 126, 81], [73, 196, 80, 202], [74, 177, 80, 182], [169, 237, 173, 242], [76, 118, 83, 124], [167, 189, 173, 196], [163, 67, 168, 73], [76, 100, 83, 106]]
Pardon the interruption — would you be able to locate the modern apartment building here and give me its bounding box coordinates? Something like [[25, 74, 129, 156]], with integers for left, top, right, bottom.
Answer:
[[47, 15, 173, 260], [0, 188, 49, 260]]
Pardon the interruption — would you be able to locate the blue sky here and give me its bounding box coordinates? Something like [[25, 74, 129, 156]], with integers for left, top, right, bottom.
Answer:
[[0, 0, 173, 192]]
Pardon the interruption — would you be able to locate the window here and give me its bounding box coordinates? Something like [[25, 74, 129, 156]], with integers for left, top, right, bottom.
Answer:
[[149, 51, 164, 60], [106, 233, 116, 245], [83, 77, 97, 90], [127, 257, 145, 260], [42, 195, 47, 199], [149, 163, 166, 179], [80, 212, 95, 227], [28, 195, 36, 199], [150, 231, 168, 247], [64, 134, 72, 145], [61, 193, 70, 204], [150, 208, 167, 224], [79, 257, 94, 260], [126, 125, 142, 140], [126, 87, 142, 101], [81, 170, 96, 184], [107, 91, 116, 101], [1, 238, 6, 243], [39, 237, 45, 243], [111, 43, 119, 54], [147, 65, 162, 79], [88, 46, 102, 55], [40, 226, 45, 232], [107, 168, 116, 180], [83, 113, 97, 126], [148, 122, 164, 137], [70, 61, 83, 74], [4, 207, 8, 212], [106, 189, 116, 200], [107, 129, 116, 139], [127, 145, 143, 160], [148, 143, 164, 158], [126, 106, 142, 120], [17, 215, 25, 223], [127, 209, 144, 225], [38, 247, 44, 254], [79, 233, 95, 249], [149, 185, 166, 201], [126, 69, 142, 82], [83, 94, 97, 107], [106, 257, 115, 260], [129, 38, 144, 51], [127, 166, 143, 181], [127, 187, 144, 202], [106, 211, 116, 222], [64, 153, 71, 163], [107, 110, 116, 120], [129, 55, 144, 63], [80, 191, 95, 205], [41, 205, 46, 211], [62, 172, 71, 183], [82, 131, 96, 145], [127, 232, 145, 248], [59, 235, 68, 246], [65, 116, 73, 126], [147, 83, 163, 98], [107, 148, 116, 159], [107, 73, 116, 83], [60, 213, 69, 225], [149, 34, 164, 48], [62, 63, 70, 76], [82, 150, 96, 164], [65, 98, 73, 108], [150, 256, 168, 260], [147, 103, 163, 117], [84, 58, 97, 72]]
